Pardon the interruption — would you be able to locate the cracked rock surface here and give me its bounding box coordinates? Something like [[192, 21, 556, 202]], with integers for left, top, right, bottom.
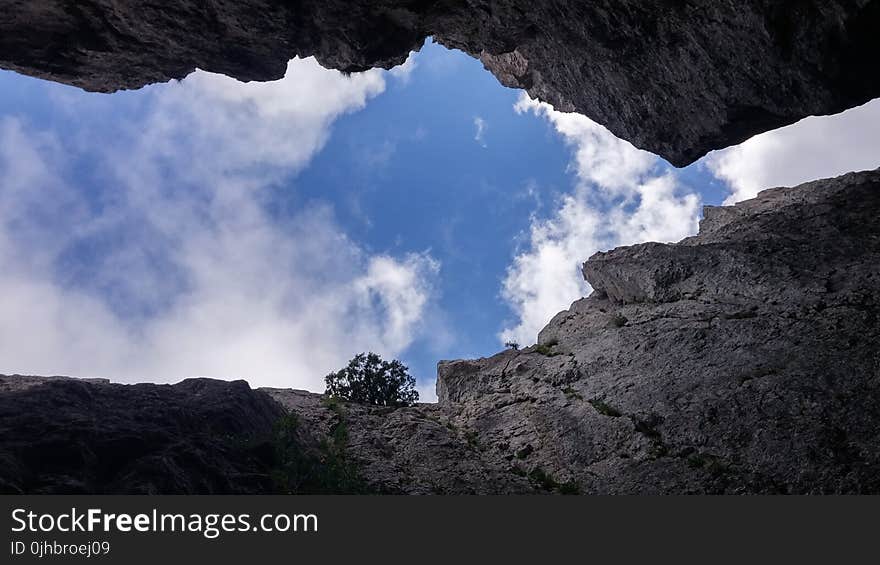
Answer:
[[436, 168, 880, 494], [1, 1, 879, 164], [3, 168, 877, 494]]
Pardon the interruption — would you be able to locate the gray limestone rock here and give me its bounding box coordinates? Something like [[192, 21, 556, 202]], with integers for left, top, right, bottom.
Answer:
[[439, 168, 880, 493]]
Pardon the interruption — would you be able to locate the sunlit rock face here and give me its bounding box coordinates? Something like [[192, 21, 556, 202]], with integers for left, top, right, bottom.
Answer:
[[436, 168, 880, 494], [3, 169, 879, 494], [1, 1, 878, 164]]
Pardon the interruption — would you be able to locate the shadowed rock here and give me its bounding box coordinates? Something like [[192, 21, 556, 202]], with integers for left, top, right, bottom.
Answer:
[[0, 377, 285, 493], [1, 1, 879, 164]]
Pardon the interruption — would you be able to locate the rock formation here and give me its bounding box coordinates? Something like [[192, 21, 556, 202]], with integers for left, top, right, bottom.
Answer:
[[0, 376, 285, 494], [1, 1, 879, 165], [437, 168, 880, 494], [3, 168, 878, 494]]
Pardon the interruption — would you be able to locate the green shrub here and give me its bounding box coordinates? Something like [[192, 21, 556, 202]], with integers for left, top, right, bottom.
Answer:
[[325, 352, 418, 407], [528, 467, 558, 491], [557, 481, 581, 495], [464, 429, 480, 449], [588, 398, 622, 417], [687, 452, 728, 476], [527, 467, 580, 494], [271, 408, 367, 494], [534, 339, 562, 357]]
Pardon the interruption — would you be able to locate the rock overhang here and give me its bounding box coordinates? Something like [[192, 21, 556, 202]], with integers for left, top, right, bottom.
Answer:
[[1, 1, 879, 165]]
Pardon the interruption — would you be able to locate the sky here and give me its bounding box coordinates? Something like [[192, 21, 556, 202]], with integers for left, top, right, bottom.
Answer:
[[0, 39, 878, 401]]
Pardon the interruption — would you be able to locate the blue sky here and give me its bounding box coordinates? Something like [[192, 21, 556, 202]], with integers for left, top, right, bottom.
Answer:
[[0, 39, 878, 400]]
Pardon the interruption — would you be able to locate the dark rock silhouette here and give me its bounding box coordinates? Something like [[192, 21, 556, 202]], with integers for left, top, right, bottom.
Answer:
[[0, 377, 284, 493], [1, 1, 879, 164], [3, 168, 879, 494]]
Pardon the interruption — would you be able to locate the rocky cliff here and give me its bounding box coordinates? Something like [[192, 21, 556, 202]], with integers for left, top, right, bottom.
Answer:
[[436, 168, 880, 494], [2, 168, 878, 494], [1, 1, 879, 165]]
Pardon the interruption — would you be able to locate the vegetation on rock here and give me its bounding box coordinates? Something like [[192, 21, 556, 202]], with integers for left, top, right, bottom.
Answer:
[[325, 352, 419, 407]]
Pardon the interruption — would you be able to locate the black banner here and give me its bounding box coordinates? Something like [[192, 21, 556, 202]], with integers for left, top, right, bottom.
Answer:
[[1, 496, 875, 563]]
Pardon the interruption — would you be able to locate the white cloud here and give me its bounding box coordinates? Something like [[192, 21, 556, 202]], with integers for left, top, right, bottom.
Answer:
[[353, 254, 440, 353], [125, 57, 386, 186], [705, 98, 880, 204], [514, 96, 655, 194], [388, 50, 420, 84], [607, 174, 701, 245], [500, 95, 701, 345], [416, 381, 439, 404], [473, 116, 487, 147], [500, 193, 602, 346], [0, 57, 440, 391], [502, 94, 880, 345]]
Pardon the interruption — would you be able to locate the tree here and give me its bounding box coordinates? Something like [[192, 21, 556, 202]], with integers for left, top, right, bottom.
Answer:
[[324, 352, 419, 407]]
